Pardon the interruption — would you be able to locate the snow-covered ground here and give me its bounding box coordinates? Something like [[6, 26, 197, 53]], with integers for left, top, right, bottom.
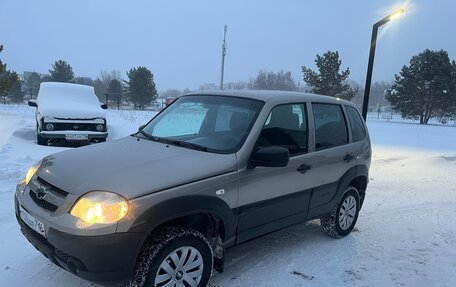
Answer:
[[0, 104, 455, 287]]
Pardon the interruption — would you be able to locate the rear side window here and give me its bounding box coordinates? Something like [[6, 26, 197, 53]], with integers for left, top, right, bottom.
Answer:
[[345, 106, 366, 142], [312, 103, 348, 150]]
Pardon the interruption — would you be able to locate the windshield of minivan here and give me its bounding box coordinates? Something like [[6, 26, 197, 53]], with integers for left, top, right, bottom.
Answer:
[[140, 95, 264, 153]]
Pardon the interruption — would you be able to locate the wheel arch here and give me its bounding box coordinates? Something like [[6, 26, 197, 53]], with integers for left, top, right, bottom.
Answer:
[[335, 165, 368, 204], [129, 195, 236, 242], [128, 195, 236, 274]]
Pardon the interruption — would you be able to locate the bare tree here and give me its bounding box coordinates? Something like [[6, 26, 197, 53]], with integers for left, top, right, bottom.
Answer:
[[249, 70, 297, 91]]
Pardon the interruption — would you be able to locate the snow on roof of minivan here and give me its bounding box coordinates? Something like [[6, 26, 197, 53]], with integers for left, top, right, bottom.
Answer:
[[38, 82, 99, 104]]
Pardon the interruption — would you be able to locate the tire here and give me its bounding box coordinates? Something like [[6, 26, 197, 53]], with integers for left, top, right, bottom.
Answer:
[[36, 125, 47, 146], [320, 186, 360, 238], [128, 226, 213, 287]]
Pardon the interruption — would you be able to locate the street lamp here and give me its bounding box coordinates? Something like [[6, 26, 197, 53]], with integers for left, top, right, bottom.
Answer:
[[362, 8, 405, 120]]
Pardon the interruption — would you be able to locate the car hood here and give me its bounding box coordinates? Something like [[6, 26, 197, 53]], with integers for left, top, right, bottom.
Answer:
[[38, 102, 105, 119], [36, 136, 237, 199]]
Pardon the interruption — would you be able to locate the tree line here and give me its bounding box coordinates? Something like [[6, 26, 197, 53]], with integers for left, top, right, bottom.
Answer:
[[1, 42, 455, 123], [13, 60, 158, 110]]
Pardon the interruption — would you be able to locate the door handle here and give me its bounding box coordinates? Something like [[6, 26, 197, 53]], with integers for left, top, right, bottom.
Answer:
[[297, 163, 312, 174], [343, 154, 355, 163]]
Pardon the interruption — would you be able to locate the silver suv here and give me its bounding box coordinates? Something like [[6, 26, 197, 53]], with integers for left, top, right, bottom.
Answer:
[[15, 91, 371, 287]]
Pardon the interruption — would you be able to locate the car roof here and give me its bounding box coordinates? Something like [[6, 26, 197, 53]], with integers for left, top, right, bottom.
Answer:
[[184, 90, 356, 106]]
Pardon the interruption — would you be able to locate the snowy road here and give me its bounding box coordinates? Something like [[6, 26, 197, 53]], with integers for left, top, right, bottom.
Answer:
[[0, 104, 455, 287]]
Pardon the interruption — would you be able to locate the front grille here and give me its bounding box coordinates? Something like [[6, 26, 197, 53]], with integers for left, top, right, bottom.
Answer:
[[36, 177, 68, 197], [29, 190, 58, 212], [53, 123, 101, 132]]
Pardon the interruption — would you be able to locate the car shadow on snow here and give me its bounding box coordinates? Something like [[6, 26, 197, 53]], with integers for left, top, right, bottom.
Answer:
[[12, 128, 36, 141], [210, 219, 359, 286]]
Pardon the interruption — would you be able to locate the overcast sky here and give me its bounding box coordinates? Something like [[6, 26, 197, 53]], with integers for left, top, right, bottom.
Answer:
[[1, 0, 454, 91]]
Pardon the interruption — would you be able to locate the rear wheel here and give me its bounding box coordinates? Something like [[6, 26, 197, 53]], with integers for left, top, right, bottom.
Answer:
[[320, 186, 360, 238], [128, 226, 213, 287]]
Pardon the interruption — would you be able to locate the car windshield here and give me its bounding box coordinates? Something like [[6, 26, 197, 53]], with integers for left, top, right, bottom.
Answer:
[[140, 95, 264, 153]]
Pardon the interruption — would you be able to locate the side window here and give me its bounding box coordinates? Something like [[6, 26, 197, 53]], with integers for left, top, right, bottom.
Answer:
[[312, 103, 348, 150], [259, 104, 308, 155], [345, 106, 366, 142]]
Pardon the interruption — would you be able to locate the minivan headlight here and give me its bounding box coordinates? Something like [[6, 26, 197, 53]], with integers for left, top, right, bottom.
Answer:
[[70, 191, 129, 225], [25, 160, 42, 185]]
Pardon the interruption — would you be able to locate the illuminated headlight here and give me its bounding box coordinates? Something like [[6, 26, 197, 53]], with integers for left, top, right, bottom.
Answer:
[[96, 124, 104, 131], [70, 191, 129, 225], [45, 123, 55, 131], [25, 160, 42, 185]]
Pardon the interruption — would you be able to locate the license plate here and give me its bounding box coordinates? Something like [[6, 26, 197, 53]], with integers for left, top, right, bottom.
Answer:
[[65, 134, 88, 140], [19, 205, 46, 237]]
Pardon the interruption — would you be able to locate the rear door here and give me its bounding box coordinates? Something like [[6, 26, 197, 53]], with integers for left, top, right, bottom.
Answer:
[[307, 103, 359, 218]]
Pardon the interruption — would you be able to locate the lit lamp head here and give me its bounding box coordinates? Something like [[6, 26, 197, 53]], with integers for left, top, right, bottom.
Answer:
[[389, 8, 405, 21]]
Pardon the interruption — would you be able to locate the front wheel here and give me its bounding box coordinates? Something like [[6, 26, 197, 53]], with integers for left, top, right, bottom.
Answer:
[[36, 124, 47, 146], [320, 186, 360, 238], [128, 226, 213, 287]]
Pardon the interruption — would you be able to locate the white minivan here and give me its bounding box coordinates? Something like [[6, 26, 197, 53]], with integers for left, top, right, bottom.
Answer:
[[28, 82, 108, 145]]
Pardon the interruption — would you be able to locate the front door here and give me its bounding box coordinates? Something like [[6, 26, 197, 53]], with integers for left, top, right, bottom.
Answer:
[[236, 103, 314, 243]]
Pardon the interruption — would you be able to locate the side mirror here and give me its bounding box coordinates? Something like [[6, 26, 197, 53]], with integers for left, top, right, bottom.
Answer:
[[250, 146, 289, 168], [28, 100, 38, 107], [138, 124, 146, 132], [100, 104, 108, 109]]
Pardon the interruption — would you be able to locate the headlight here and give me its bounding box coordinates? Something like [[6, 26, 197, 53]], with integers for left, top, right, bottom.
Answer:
[[70, 191, 129, 225], [25, 160, 42, 185], [96, 124, 104, 131], [45, 123, 55, 131]]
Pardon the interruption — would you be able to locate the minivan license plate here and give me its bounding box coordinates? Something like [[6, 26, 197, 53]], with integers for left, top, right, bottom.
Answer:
[[65, 134, 88, 140], [19, 205, 46, 237]]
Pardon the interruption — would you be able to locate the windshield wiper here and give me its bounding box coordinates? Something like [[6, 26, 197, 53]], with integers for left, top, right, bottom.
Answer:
[[171, 140, 208, 152], [135, 130, 161, 142], [135, 131, 208, 151]]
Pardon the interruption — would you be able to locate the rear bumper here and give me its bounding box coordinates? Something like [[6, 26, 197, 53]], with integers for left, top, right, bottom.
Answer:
[[15, 195, 143, 284]]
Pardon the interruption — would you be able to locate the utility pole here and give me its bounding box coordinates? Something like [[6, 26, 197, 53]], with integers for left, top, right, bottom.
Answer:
[[220, 24, 227, 90]]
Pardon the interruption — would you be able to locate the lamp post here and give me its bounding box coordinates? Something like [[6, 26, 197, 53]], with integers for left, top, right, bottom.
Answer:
[[362, 8, 404, 120]]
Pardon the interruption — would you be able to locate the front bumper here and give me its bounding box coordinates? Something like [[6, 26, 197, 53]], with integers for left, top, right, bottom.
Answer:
[[15, 195, 143, 283], [39, 131, 108, 139]]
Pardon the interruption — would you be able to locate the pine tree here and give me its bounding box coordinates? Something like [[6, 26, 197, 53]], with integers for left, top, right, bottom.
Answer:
[[302, 51, 358, 100], [125, 67, 157, 110], [24, 72, 42, 98], [48, 60, 74, 82], [10, 80, 25, 103], [107, 79, 123, 109], [386, 49, 456, 124], [0, 45, 18, 103]]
